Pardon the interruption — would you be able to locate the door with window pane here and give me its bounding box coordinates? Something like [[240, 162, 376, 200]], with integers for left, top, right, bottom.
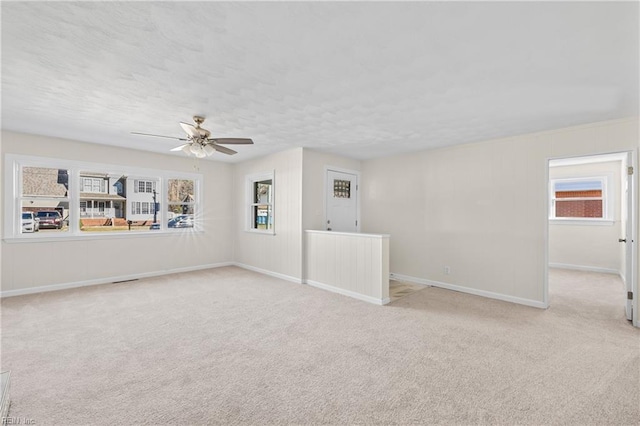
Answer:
[[325, 169, 358, 232]]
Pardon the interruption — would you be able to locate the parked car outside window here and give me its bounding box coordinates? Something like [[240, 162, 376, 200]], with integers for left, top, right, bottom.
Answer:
[[168, 214, 194, 228], [36, 210, 63, 229], [21, 212, 39, 233]]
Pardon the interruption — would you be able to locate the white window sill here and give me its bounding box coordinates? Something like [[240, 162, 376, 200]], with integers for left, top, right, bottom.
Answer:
[[244, 229, 275, 236], [3, 229, 204, 243], [549, 218, 614, 226]]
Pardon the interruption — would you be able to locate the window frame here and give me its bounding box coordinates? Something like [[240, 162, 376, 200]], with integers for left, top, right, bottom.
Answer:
[[245, 171, 275, 235], [167, 178, 196, 226], [82, 177, 106, 193], [4, 154, 203, 241], [549, 175, 613, 225]]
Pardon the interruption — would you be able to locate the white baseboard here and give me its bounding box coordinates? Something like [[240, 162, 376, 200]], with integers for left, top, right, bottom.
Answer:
[[549, 263, 619, 275], [0, 262, 234, 298], [390, 272, 432, 286], [304, 279, 390, 306], [390, 271, 548, 309], [233, 262, 303, 284]]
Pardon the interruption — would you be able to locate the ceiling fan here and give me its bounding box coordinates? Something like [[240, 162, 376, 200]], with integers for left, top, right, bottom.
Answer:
[[132, 116, 253, 158]]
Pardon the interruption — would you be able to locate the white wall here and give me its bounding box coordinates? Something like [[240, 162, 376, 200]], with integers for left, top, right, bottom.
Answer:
[[232, 148, 303, 282], [301, 149, 361, 231], [361, 118, 639, 307], [1, 131, 235, 295], [0, 135, 3, 292], [549, 160, 623, 273]]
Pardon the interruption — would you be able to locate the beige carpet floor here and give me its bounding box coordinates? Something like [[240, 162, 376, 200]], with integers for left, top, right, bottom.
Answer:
[[389, 280, 426, 302], [1, 266, 638, 425]]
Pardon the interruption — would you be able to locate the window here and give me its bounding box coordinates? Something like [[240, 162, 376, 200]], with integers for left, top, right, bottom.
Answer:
[[130, 202, 154, 216], [5, 154, 202, 238], [246, 172, 274, 233], [167, 179, 195, 228], [135, 180, 156, 193], [333, 179, 351, 198], [19, 167, 69, 233], [550, 176, 610, 221], [82, 177, 105, 193]]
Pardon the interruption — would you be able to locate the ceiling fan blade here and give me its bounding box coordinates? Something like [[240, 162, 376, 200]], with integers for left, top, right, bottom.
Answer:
[[211, 144, 238, 155], [180, 122, 201, 138], [209, 138, 254, 145], [131, 132, 187, 141], [170, 143, 191, 152]]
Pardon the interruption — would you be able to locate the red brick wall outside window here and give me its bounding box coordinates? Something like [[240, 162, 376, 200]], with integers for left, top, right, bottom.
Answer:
[[555, 189, 603, 218]]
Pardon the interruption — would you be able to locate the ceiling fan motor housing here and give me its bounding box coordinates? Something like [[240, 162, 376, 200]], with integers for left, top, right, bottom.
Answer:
[[192, 116, 211, 139]]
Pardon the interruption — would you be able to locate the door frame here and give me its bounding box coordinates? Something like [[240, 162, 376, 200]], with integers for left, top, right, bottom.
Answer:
[[323, 166, 361, 233], [544, 150, 638, 327]]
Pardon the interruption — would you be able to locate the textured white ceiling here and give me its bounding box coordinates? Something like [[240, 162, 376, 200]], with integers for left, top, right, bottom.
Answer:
[[2, 2, 638, 163]]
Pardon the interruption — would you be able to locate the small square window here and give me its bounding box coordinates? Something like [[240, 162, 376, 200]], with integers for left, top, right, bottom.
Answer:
[[333, 179, 351, 198]]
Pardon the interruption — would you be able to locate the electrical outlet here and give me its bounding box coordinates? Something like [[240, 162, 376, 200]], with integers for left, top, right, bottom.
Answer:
[[444, 266, 451, 275]]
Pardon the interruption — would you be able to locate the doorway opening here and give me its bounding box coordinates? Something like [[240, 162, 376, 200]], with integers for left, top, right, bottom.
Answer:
[[546, 151, 636, 325]]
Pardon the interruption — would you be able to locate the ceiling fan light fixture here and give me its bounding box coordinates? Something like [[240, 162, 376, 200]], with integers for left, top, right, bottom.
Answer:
[[132, 116, 253, 157]]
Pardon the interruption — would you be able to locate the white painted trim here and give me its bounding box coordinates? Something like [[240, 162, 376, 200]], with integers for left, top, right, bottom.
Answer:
[[390, 272, 548, 309], [0, 262, 234, 298], [549, 152, 627, 168], [549, 219, 615, 226], [305, 229, 389, 239], [544, 158, 550, 309], [3, 229, 205, 244], [389, 272, 432, 286], [626, 150, 638, 326], [304, 279, 389, 306], [548, 263, 620, 275], [323, 165, 361, 233], [233, 262, 302, 284]]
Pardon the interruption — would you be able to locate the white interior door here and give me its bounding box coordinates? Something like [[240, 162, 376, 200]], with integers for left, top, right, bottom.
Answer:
[[326, 169, 358, 232], [623, 152, 635, 321]]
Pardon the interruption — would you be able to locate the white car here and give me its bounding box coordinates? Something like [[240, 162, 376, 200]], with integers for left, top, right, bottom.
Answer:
[[22, 212, 39, 233]]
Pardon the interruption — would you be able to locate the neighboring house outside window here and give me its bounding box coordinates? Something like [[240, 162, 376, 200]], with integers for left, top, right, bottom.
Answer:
[[79, 172, 126, 220], [128, 178, 159, 221]]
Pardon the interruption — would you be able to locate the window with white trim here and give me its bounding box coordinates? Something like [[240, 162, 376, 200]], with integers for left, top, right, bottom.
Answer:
[[550, 176, 610, 220], [81, 176, 108, 193], [167, 179, 195, 228], [19, 166, 69, 233], [4, 154, 202, 238], [246, 172, 274, 233], [135, 180, 156, 194]]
